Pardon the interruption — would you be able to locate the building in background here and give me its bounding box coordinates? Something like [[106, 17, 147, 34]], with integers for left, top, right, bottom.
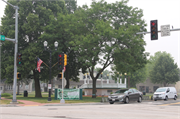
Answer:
[[136, 78, 180, 93], [0, 79, 33, 94]]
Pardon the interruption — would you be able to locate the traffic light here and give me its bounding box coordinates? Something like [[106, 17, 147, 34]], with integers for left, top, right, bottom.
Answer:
[[17, 53, 22, 66], [58, 72, 62, 79], [150, 20, 158, 40], [58, 53, 64, 70], [17, 72, 21, 79], [64, 54, 67, 66]]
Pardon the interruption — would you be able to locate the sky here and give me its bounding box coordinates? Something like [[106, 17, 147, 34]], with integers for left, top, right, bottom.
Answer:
[[0, 0, 180, 70]]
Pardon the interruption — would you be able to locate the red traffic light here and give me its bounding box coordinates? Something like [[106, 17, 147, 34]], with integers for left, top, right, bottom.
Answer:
[[151, 22, 155, 26], [59, 54, 62, 57]]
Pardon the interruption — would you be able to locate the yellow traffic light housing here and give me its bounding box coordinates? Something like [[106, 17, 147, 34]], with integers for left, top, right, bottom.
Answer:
[[17, 72, 21, 79], [64, 54, 67, 66], [58, 72, 62, 79]]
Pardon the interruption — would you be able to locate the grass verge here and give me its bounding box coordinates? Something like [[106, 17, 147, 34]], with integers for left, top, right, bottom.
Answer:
[[4, 92, 102, 104], [0, 100, 24, 104]]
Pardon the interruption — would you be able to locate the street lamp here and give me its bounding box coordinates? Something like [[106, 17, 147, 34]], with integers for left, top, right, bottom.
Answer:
[[43, 41, 58, 101], [124, 73, 127, 86], [107, 74, 109, 84], [120, 73, 122, 84], [87, 73, 89, 84], [101, 72, 103, 86], [117, 72, 119, 83]]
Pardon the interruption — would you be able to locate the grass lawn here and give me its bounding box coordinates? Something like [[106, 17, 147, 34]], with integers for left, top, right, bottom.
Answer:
[[4, 92, 102, 104]]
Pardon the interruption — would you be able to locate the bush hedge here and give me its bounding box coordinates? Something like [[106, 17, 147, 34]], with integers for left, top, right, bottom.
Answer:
[[1, 93, 11, 97]]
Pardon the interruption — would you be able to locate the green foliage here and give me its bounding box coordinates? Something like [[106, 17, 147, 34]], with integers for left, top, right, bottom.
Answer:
[[1, 0, 67, 97], [69, 0, 148, 96], [149, 52, 180, 86], [1, 93, 11, 97]]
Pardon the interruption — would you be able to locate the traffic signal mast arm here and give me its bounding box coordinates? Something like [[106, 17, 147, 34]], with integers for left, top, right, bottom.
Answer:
[[136, 28, 180, 34]]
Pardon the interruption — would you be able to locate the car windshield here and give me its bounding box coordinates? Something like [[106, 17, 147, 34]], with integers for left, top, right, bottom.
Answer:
[[155, 88, 166, 92], [115, 89, 128, 93]]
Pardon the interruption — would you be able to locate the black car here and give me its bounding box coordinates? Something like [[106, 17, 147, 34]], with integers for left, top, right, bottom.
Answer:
[[108, 88, 143, 104]]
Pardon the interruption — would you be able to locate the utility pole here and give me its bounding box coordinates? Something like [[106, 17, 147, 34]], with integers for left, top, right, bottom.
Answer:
[[2, 0, 19, 103]]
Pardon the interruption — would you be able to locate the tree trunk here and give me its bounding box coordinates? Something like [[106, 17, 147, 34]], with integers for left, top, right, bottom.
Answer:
[[92, 78, 96, 98], [33, 70, 42, 98]]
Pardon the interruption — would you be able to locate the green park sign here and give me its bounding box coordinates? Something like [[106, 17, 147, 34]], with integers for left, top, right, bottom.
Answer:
[[0, 35, 5, 41]]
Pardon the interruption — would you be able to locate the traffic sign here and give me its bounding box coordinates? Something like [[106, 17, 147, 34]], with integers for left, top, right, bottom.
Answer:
[[0, 35, 5, 41], [161, 25, 170, 37]]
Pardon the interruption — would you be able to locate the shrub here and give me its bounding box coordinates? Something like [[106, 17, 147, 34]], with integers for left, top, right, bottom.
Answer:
[[1, 93, 11, 97]]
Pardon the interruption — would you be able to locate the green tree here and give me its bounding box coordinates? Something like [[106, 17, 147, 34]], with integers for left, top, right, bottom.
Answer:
[[146, 51, 167, 78], [149, 52, 179, 86], [1, 0, 67, 97], [65, 0, 77, 14], [70, 0, 148, 98]]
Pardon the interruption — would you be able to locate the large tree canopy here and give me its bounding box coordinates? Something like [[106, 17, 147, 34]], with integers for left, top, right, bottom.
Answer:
[[69, 0, 148, 97], [149, 52, 179, 86], [1, 0, 67, 97]]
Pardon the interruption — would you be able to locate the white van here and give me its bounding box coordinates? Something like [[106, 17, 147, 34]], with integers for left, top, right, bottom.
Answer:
[[153, 87, 177, 101]]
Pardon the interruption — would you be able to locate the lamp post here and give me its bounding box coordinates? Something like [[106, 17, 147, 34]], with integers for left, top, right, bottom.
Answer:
[[117, 72, 119, 84], [120, 73, 122, 84], [43, 41, 58, 101], [83, 74, 86, 84], [124, 73, 127, 87], [101, 72, 103, 87], [107, 74, 109, 84], [87, 73, 89, 84]]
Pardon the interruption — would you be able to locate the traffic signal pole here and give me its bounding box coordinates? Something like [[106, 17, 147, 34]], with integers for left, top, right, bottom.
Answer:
[[2, 0, 19, 103], [12, 5, 19, 103], [60, 69, 65, 104]]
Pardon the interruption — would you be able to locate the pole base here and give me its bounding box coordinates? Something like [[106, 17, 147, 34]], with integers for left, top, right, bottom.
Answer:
[[60, 99, 65, 104], [10, 101, 19, 104], [48, 97, 51, 101]]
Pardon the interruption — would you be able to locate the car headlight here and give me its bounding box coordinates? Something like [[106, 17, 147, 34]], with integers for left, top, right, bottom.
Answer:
[[118, 95, 124, 98]]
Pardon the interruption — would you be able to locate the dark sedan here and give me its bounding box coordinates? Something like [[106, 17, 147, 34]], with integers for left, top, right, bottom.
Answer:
[[108, 88, 143, 104]]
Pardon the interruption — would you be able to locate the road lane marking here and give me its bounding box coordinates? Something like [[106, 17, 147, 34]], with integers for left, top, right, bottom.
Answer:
[[160, 102, 180, 106]]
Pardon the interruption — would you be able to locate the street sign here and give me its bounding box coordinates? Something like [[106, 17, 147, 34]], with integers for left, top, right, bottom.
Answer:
[[161, 25, 170, 37], [0, 35, 5, 41]]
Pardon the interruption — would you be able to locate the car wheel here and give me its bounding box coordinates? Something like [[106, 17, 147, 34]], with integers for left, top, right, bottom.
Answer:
[[138, 96, 142, 103], [154, 99, 157, 101], [109, 102, 114, 104], [124, 97, 129, 104], [164, 96, 168, 101], [174, 95, 177, 100]]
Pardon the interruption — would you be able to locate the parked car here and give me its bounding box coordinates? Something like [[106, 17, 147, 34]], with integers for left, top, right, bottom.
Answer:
[[108, 88, 143, 104], [153, 87, 177, 101]]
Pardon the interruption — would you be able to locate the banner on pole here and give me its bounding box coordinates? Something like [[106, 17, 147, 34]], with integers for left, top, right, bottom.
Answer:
[[57, 89, 80, 100]]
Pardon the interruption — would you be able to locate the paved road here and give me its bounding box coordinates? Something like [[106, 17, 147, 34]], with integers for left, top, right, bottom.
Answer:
[[0, 99, 180, 119]]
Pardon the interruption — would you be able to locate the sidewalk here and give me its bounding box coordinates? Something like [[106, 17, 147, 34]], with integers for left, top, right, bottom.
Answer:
[[0, 97, 61, 107], [0, 97, 104, 107]]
